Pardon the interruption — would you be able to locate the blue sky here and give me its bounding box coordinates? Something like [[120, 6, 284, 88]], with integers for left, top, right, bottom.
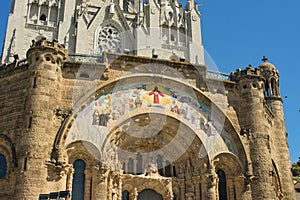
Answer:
[[0, 0, 299, 163]]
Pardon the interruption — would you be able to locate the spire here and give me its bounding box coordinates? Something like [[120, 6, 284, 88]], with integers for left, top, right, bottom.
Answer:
[[186, 0, 195, 11]]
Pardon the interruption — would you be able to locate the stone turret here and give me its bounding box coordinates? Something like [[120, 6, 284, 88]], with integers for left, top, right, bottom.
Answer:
[[14, 37, 68, 199], [231, 64, 275, 200], [258, 59, 296, 199], [258, 60, 280, 98]]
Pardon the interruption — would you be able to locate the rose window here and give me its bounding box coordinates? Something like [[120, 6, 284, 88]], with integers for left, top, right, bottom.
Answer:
[[98, 25, 121, 53]]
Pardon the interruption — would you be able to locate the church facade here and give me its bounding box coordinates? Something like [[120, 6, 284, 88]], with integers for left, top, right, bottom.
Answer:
[[0, 0, 296, 199]]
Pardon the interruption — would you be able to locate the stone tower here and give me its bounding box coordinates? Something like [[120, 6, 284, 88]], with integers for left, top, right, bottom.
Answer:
[[0, 1, 296, 200], [230, 61, 295, 199], [14, 38, 68, 199]]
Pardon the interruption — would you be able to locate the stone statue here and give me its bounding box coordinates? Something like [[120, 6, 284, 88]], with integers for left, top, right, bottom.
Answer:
[[144, 158, 158, 176]]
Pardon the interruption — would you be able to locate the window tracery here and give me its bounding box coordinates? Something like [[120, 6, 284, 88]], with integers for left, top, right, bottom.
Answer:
[[98, 25, 121, 53]]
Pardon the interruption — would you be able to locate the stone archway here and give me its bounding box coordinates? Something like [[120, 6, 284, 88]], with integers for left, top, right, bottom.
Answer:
[[53, 74, 248, 169], [138, 189, 163, 200]]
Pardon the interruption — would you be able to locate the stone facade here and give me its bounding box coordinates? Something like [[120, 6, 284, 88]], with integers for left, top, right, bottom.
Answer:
[[0, 0, 296, 200], [2, 0, 204, 64]]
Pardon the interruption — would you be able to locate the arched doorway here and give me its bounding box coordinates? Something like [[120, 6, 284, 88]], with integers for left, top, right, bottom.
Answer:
[[72, 159, 86, 200], [138, 189, 163, 200]]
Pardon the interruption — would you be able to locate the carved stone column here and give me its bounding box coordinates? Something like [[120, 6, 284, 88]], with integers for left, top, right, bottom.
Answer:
[[166, 178, 173, 200], [92, 165, 109, 200], [118, 176, 122, 200], [130, 187, 138, 200], [84, 169, 92, 200], [66, 167, 74, 200], [179, 179, 185, 200], [206, 166, 217, 200], [193, 177, 201, 200]]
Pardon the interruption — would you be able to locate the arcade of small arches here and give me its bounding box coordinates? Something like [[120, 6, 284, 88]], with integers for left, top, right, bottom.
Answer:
[[27, 0, 61, 27], [63, 137, 245, 200]]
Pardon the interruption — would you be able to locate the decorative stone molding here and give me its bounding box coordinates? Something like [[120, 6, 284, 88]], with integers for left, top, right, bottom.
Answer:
[[54, 107, 73, 122], [46, 160, 71, 181]]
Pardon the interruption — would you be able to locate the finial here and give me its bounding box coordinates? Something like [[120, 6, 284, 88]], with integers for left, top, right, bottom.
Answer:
[[261, 56, 268, 63]]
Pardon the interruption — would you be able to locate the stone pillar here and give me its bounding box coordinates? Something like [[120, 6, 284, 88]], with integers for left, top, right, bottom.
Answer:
[[179, 179, 185, 200], [206, 167, 217, 200], [84, 169, 92, 200], [47, 6, 51, 24], [118, 176, 122, 200], [92, 165, 109, 200], [130, 187, 138, 200], [193, 177, 201, 200], [200, 174, 207, 200], [133, 159, 137, 175], [66, 167, 74, 191]]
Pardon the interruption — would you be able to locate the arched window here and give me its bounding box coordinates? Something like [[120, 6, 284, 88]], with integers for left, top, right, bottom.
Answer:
[[217, 169, 228, 200], [173, 165, 177, 177], [0, 154, 7, 179], [157, 155, 163, 175], [271, 78, 278, 96], [72, 159, 85, 200], [122, 190, 129, 200], [40, 14, 47, 21], [128, 158, 133, 174], [171, 34, 175, 42], [49, 6, 58, 23], [122, 162, 126, 172], [264, 81, 271, 97], [136, 154, 142, 175], [29, 3, 38, 21], [165, 161, 171, 177]]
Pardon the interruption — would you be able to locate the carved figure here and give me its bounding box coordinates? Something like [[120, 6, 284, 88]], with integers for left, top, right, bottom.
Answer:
[[144, 158, 158, 176]]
